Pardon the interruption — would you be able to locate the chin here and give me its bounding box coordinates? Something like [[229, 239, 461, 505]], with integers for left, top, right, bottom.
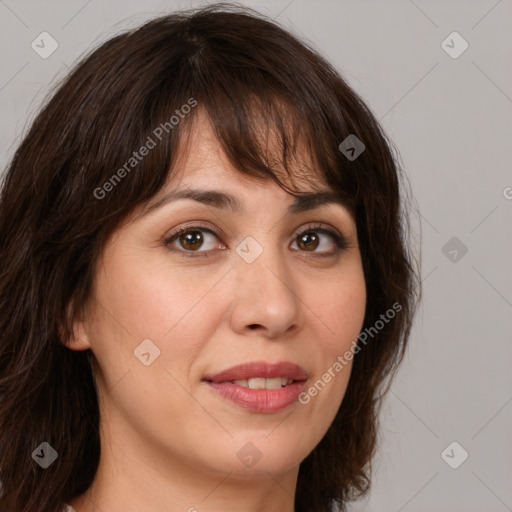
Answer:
[[203, 431, 311, 477]]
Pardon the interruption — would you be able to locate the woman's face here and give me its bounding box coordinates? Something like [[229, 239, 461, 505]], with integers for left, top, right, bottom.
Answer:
[[70, 113, 366, 486]]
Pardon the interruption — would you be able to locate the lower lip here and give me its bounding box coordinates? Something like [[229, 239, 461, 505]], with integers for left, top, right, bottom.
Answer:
[[205, 380, 307, 413]]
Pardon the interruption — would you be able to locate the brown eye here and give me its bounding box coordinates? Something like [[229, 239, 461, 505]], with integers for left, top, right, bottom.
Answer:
[[164, 223, 348, 258], [178, 230, 204, 251], [291, 225, 348, 256], [164, 225, 223, 255], [297, 231, 320, 251]]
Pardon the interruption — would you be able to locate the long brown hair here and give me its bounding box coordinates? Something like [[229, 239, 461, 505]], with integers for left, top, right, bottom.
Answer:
[[0, 3, 420, 511]]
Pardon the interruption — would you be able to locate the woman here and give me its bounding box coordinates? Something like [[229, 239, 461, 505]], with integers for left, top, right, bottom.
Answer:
[[0, 3, 420, 511]]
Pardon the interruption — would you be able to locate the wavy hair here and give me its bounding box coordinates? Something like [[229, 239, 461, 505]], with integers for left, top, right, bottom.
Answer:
[[0, 3, 421, 511]]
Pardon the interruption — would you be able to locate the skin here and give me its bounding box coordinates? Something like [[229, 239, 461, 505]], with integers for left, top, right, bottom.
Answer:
[[65, 112, 367, 512]]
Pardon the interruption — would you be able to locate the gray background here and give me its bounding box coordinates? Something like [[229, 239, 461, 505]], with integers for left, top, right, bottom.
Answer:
[[1, 1, 511, 510]]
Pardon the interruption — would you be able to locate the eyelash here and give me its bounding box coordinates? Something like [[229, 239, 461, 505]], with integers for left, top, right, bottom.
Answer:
[[163, 222, 349, 258]]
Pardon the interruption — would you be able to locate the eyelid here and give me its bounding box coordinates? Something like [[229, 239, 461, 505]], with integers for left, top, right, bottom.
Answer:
[[163, 221, 350, 256], [293, 222, 350, 253], [163, 222, 224, 244]]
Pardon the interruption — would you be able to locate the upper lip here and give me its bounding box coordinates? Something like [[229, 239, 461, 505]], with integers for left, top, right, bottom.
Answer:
[[203, 361, 308, 383]]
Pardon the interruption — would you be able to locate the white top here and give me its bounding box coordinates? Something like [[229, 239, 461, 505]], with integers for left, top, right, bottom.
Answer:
[[63, 505, 76, 512]]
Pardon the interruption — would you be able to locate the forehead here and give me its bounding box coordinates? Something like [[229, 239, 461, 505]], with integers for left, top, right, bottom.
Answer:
[[126, 107, 360, 225], [137, 115, 353, 220], [173, 107, 327, 192]]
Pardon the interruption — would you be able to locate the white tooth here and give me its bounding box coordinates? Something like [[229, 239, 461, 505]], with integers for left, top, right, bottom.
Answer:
[[232, 377, 294, 389], [247, 377, 266, 389], [265, 377, 283, 389]]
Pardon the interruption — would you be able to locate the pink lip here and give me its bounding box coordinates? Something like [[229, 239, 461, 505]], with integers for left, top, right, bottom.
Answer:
[[203, 361, 308, 382], [202, 361, 308, 413]]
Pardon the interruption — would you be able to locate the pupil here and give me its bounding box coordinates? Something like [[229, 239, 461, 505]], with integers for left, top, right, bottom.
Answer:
[[300, 231, 318, 251], [178, 230, 320, 252], [181, 231, 202, 250]]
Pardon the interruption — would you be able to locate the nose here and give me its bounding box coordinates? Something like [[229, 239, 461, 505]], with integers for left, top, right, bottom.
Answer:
[[228, 243, 304, 339]]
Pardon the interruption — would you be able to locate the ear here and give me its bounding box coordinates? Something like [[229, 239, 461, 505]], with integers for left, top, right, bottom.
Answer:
[[59, 299, 91, 351]]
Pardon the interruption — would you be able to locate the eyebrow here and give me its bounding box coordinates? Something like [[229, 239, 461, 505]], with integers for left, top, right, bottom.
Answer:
[[141, 188, 351, 217]]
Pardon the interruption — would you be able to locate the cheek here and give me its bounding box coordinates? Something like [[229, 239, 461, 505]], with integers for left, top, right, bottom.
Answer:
[[301, 266, 366, 412], [319, 265, 367, 351], [88, 249, 224, 395], [93, 248, 220, 341]]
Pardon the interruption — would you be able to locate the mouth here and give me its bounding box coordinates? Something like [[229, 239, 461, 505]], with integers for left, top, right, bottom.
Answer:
[[202, 361, 308, 413], [214, 376, 297, 389], [203, 360, 308, 383]]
